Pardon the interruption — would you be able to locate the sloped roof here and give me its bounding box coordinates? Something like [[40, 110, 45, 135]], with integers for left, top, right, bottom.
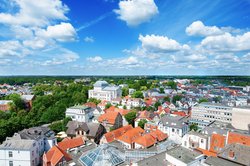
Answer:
[[116, 127, 144, 144], [98, 112, 120, 125], [104, 125, 133, 143], [134, 133, 156, 148], [58, 137, 85, 151], [227, 132, 250, 146], [44, 146, 71, 166]]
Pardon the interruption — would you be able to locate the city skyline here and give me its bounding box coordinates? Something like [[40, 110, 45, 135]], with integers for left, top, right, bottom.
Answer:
[[1, 0, 250, 75]]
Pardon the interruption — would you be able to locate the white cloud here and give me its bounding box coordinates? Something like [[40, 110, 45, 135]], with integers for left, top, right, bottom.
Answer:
[[201, 32, 250, 52], [171, 54, 207, 63], [87, 56, 103, 62], [84, 36, 95, 43], [0, 0, 69, 27], [23, 38, 49, 49], [186, 21, 224, 37], [120, 56, 138, 65], [36, 22, 77, 42], [0, 40, 31, 57], [139, 34, 189, 52], [41, 49, 79, 66], [114, 0, 158, 26]]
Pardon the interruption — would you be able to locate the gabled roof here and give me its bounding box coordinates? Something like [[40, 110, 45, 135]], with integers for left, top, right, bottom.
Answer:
[[58, 137, 85, 151], [227, 132, 250, 146], [98, 111, 120, 125], [103, 125, 133, 143], [134, 133, 156, 148], [106, 106, 130, 116], [136, 110, 155, 121], [117, 127, 144, 144], [84, 102, 97, 108], [44, 146, 71, 166], [149, 129, 168, 142], [209, 133, 226, 153]]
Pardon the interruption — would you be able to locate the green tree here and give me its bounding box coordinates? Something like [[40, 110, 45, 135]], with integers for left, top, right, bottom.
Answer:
[[88, 98, 101, 105], [159, 87, 165, 94], [132, 91, 144, 98], [154, 101, 161, 109], [138, 119, 147, 129], [163, 96, 170, 102], [173, 95, 182, 104], [125, 111, 136, 126], [189, 123, 198, 131], [105, 103, 112, 109], [198, 98, 209, 103], [122, 87, 129, 97]]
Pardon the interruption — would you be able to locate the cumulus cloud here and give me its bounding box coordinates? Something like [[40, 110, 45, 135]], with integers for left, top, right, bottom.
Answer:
[[171, 54, 207, 63], [120, 56, 139, 65], [36, 22, 77, 42], [114, 0, 158, 26], [0, 40, 31, 57], [186, 21, 224, 37], [84, 36, 95, 43], [201, 32, 250, 52], [87, 56, 103, 62], [0, 0, 69, 27], [139, 34, 189, 52]]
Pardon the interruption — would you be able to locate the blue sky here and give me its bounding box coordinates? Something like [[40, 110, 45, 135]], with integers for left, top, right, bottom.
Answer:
[[0, 0, 250, 75]]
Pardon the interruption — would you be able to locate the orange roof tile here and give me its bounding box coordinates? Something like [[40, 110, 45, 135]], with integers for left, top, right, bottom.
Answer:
[[196, 148, 217, 157], [58, 137, 85, 151], [106, 107, 130, 116], [172, 111, 186, 117], [43, 146, 71, 166], [149, 129, 168, 142], [117, 127, 144, 144], [227, 132, 250, 146], [104, 125, 133, 143], [134, 133, 156, 148], [98, 112, 120, 125], [209, 134, 225, 153]]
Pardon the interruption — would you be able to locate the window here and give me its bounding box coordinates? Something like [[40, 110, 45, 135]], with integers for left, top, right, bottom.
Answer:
[[172, 128, 175, 132], [8, 151, 13, 157], [9, 161, 13, 166], [201, 139, 204, 143]]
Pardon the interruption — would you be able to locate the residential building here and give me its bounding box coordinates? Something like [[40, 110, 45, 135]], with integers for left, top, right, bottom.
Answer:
[[88, 81, 122, 101], [100, 125, 133, 144], [21, 95, 35, 109], [135, 111, 159, 127], [57, 137, 85, 151], [0, 139, 40, 166], [66, 121, 106, 144], [116, 127, 144, 149], [182, 131, 209, 150], [105, 106, 130, 126], [98, 111, 123, 131], [10, 126, 57, 157], [65, 105, 94, 123], [121, 96, 143, 109], [43, 146, 72, 166], [158, 114, 188, 144], [0, 100, 12, 112], [165, 146, 204, 166]]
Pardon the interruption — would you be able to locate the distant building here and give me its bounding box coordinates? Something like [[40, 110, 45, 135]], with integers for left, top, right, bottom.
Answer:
[[0, 139, 40, 166], [21, 95, 35, 109], [182, 131, 209, 150], [65, 105, 94, 123], [88, 81, 122, 101], [0, 100, 12, 112]]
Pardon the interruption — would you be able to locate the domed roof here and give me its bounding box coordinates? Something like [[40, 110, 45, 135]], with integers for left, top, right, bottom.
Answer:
[[93, 80, 109, 87]]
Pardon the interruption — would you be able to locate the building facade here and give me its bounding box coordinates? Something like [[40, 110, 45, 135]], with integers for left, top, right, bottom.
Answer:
[[65, 105, 94, 122], [88, 81, 122, 101]]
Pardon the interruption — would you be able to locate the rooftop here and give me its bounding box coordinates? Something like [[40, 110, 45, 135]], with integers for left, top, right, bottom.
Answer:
[[166, 146, 203, 164], [204, 156, 242, 166], [0, 139, 36, 150]]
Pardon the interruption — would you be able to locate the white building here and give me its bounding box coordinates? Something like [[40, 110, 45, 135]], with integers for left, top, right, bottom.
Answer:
[[181, 131, 209, 150], [88, 81, 122, 101], [0, 139, 40, 166], [231, 107, 250, 130], [121, 97, 143, 109], [190, 102, 233, 128], [158, 114, 188, 144], [65, 105, 94, 122]]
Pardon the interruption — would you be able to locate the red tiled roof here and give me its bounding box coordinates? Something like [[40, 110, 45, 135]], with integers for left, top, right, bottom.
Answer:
[[98, 112, 120, 125], [172, 111, 186, 117], [196, 148, 217, 157], [134, 133, 156, 148], [227, 132, 250, 146], [43, 146, 71, 166], [104, 125, 133, 143], [149, 129, 168, 142], [209, 134, 225, 153], [58, 137, 85, 151], [117, 127, 144, 144], [106, 107, 130, 116]]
